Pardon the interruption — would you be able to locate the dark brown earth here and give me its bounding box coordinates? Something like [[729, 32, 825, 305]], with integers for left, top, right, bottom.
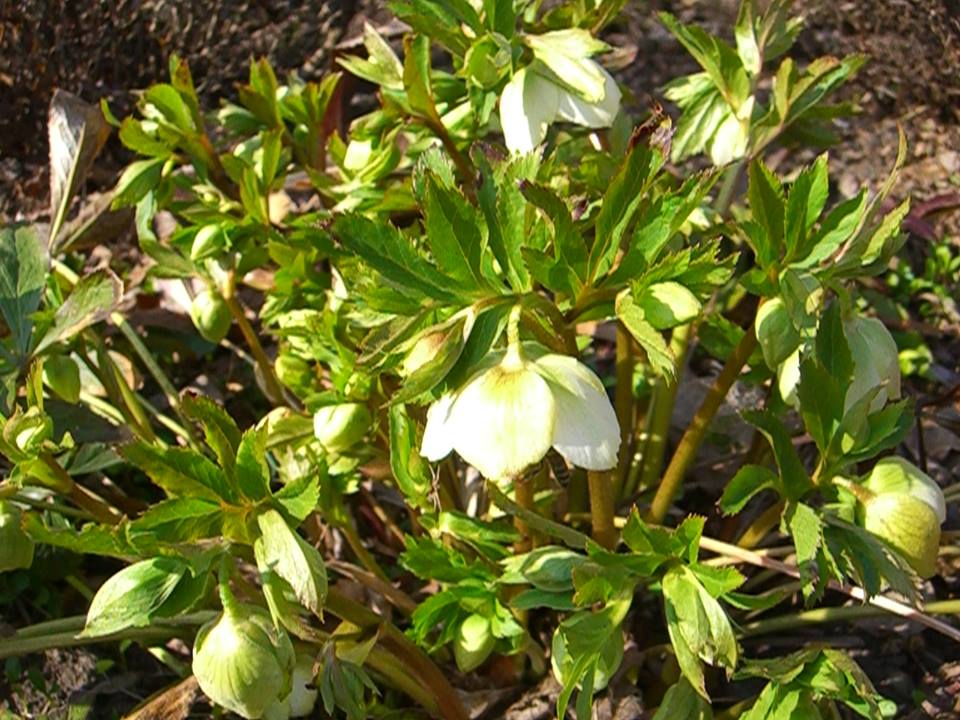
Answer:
[[1, 1, 959, 718]]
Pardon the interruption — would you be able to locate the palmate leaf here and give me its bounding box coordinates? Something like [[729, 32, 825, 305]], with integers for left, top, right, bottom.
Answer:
[[333, 214, 461, 303]]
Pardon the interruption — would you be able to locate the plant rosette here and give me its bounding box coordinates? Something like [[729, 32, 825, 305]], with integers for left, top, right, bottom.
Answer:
[[420, 333, 619, 483]]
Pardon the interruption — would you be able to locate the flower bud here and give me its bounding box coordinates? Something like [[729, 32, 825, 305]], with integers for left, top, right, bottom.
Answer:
[[844, 316, 900, 414], [192, 602, 295, 719], [43, 355, 81, 404], [313, 403, 371, 453], [190, 289, 232, 344], [275, 355, 312, 392], [285, 653, 319, 718], [401, 330, 448, 377], [852, 457, 945, 578], [11, 408, 53, 455], [454, 614, 495, 673], [0, 503, 35, 572], [191, 224, 226, 262]]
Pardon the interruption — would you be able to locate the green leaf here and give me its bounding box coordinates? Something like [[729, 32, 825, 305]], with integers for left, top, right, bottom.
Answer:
[[796, 357, 843, 454], [719, 464, 777, 515], [0, 224, 47, 358], [403, 34, 442, 122], [662, 564, 738, 699], [235, 427, 271, 501], [747, 159, 785, 269], [616, 292, 675, 378], [785, 501, 822, 600], [34, 270, 123, 354], [474, 151, 533, 292], [784, 153, 828, 262], [816, 302, 853, 383], [388, 404, 432, 509], [272, 475, 320, 522], [81, 557, 187, 637], [521, 182, 587, 292], [400, 535, 495, 584], [755, 298, 800, 369], [590, 143, 664, 280], [389, 0, 480, 56], [423, 174, 492, 291], [742, 410, 811, 501], [500, 546, 587, 591], [181, 394, 242, 477], [435, 511, 519, 560], [128, 497, 223, 542], [113, 157, 165, 207], [254, 509, 328, 614], [638, 281, 701, 330], [121, 441, 236, 503], [653, 679, 714, 720], [333, 214, 459, 302]]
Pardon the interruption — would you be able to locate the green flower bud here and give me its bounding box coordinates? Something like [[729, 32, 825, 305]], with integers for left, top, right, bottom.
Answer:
[[849, 458, 945, 578], [844, 316, 900, 414], [454, 614, 495, 673], [313, 403, 371, 453], [191, 224, 226, 262], [43, 355, 81, 404], [190, 289, 232, 344], [401, 330, 448, 377], [11, 408, 53, 455], [192, 602, 295, 719], [0, 503, 35, 572], [275, 355, 312, 392]]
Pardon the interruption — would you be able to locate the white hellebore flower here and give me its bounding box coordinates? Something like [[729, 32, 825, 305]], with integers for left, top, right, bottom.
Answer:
[[499, 62, 621, 154], [420, 340, 619, 481]]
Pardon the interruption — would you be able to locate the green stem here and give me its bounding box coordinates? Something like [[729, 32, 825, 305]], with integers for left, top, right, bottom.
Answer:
[[631, 324, 690, 499], [587, 470, 617, 550], [512, 473, 536, 551], [325, 589, 469, 720], [613, 322, 634, 498], [742, 599, 960, 637], [647, 328, 758, 524], [40, 453, 124, 525], [221, 272, 286, 407], [0, 612, 214, 660], [737, 498, 786, 549], [112, 312, 201, 450]]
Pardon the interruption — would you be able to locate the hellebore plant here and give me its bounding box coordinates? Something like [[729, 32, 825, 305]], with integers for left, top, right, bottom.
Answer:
[[420, 308, 620, 483]]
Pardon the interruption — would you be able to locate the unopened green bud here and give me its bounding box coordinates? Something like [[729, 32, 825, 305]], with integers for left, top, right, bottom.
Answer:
[[11, 408, 53, 455], [454, 614, 495, 673], [275, 355, 312, 392], [190, 289, 232, 344], [192, 602, 295, 719], [313, 403, 371, 453], [43, 355, 81, 404], [850, 457, 945, 578], [0, 503, 35, 571], [401, 331, 448, 377], [191, 224, 226, 262]]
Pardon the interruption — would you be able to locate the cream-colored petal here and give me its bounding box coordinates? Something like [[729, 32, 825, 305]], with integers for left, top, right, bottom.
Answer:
[[420, 393, 457, 462], [554, 64, 621, 129], [533, 354, 619, 470], [500, 67, 560, 154], [447, 364, 556, 480]]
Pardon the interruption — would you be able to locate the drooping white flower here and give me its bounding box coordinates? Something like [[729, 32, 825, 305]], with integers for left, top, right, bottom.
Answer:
[[499, 62, 621, 154], [420, 340, 619, 481]]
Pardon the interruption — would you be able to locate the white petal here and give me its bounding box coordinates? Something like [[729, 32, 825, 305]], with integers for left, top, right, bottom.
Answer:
[[555, 64, 621, 129], [420, 393, 457, 462], [447, 364, 556, 480], [500, 67, 559, 154], [533, 354, 619, 470]]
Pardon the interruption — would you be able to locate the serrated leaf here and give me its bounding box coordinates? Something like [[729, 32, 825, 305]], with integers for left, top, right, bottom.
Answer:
[[784, 153, 829, 262], [423, 174, 492, 291], [254, 509, 328, 614], [235, 427, 271, 501], [720, 464, 778, 515], [742, 410, 811, 501], [48, 90, 111, 247], [616, 292, 675, 378], [34, 270, 123, 354], [181, 394, 242, 476], [747, 159, 785, 269], [388, 404, 432, 510], [785, 501, 822, 600], [122, 441, 236, 503]]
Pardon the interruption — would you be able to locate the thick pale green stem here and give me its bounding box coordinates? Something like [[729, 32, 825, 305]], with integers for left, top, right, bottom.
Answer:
[[512, 473, 536, 551], [40, 453, 124, 525], [613, 322, 634, 499], [742, 599, 960, 637], [647, 328, 758, 524], [587, 470, 617, 550]]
